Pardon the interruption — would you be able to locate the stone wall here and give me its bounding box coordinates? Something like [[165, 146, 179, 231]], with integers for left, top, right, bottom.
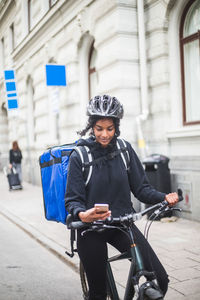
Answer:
[[0, 0, 200, 220]]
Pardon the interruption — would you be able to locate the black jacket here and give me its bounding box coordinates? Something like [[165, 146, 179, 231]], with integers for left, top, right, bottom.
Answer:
[[65, 136, 165, 219], [9, 149, 22, 164]]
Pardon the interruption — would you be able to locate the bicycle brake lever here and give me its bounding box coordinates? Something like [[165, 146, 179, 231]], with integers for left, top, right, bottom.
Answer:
[[81, 228, 94, 236], [132, 212, 142, 221], [171, 208, 182, 212], [149, 206, 169, 219]]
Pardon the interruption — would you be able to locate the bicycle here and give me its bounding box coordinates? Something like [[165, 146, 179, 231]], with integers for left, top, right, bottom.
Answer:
[[66, 189, 183, 300]]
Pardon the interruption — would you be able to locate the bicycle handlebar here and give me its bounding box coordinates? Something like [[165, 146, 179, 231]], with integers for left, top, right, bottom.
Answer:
[[67, 189, 183, 230]]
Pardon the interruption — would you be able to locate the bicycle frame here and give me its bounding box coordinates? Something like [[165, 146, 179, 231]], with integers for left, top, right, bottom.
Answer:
[[105, 225, 153, 300], [106, 246, 134, 299]]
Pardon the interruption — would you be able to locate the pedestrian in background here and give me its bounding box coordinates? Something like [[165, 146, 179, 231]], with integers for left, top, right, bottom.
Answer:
[[9, 141, 23, 183]]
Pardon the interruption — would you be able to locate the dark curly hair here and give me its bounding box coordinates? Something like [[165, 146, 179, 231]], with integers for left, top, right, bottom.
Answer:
[[77, 116, 120, 137]]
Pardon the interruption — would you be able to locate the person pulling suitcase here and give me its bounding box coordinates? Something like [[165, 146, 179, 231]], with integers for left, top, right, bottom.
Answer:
[[9, 141, 23, 183]]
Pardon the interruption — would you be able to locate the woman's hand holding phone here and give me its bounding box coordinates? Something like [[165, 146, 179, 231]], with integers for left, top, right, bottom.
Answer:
[[78, 204, 111, 223]]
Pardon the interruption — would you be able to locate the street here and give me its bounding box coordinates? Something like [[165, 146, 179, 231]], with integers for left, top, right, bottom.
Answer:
[[0, 214, 82, 300]]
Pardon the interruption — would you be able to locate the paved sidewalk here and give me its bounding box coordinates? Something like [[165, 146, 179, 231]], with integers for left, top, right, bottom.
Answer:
[[0, 172, 200, 299]]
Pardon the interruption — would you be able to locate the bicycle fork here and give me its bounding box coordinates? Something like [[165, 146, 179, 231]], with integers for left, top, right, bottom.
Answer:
[[124, 244, 143, 300], [124, 227, 161, 300], [125, 243, 162, 300]]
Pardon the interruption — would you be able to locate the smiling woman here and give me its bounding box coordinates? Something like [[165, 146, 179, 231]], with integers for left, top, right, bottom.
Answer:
[[93, 118, 115, 147], [65, 94, 179, 300]]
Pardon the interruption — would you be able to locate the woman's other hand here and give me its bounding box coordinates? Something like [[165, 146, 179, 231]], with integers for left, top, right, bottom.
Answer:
[[78, 207, 111, 223], [165, 192, 179, 206]]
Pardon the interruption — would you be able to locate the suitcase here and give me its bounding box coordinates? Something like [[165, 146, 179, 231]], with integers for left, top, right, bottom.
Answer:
[[4, 166, 22, 191]]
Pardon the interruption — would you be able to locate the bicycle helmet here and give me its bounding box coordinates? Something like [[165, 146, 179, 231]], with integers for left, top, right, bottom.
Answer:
[[87, 95, 124, 119]]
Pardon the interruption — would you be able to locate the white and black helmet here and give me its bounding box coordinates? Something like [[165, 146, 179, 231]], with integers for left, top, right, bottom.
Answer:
[[87, 95, 124, 119]]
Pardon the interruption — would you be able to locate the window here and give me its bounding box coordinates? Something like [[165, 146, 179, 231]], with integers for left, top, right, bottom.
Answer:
[[0, 38, 5, 72], [28, 0, 33, 31], [10, 23, 15, 51], [27, 76, 35, 144], [88, 42, 98, 99], [180, 0, 200, 125], [47, 58, 60, 143], [78, 33, 94, 127]]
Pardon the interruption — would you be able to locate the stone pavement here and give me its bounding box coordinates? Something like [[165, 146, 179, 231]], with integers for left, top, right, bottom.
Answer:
[[0, 172, 200, 299]]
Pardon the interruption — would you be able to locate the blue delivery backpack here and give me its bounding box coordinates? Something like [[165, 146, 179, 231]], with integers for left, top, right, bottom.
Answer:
[[39, 142, 94, 225], [39, 138, 130, 225], [39, 143, 75, 224]]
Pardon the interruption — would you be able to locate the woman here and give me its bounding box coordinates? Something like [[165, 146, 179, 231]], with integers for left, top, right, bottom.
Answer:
[[9, 141, 23, 183], [65, 95, 178, 300]]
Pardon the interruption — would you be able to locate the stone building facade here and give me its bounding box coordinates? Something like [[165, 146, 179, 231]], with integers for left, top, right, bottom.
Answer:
[[0, 0, 200, 221]]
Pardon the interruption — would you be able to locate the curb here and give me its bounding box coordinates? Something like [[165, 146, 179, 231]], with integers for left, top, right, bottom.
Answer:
[[0, 205, 79, 273]]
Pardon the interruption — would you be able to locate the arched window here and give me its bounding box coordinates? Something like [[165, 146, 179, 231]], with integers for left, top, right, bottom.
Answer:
[[47, 58, 60, 143], [0, 38, 5, 73], [78, 33, 94, 127], [9, 23, 15, 52], [88, 42, 98, 99], [28, 0, 33, 31], [27, 76, 35, 145], [180, 0, 200, 125]]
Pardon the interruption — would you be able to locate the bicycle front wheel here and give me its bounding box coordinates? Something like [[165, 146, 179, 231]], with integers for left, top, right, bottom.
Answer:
[[79, 260, 114, 300], [143, 286, 163, 300]]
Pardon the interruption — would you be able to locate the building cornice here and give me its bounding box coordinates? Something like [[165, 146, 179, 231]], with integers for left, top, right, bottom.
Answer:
[[0, 0, 15, 22], [12, 0, 94, 65], [167, 126, 200, 139], [12, 0, 68, 61]]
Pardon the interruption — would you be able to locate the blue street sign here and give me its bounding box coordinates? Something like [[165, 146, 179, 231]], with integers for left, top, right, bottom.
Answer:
[[45, 64, 67, 86], [4, 69, 19, 111], [7, 93, 17, 98], [6, 81, 16, 92], [4, 70, 15, 80], [7, 99, 18, 109]]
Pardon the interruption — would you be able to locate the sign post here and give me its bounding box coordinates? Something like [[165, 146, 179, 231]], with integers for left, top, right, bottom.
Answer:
[[45, 64, 67, 143], [45, 64, 67, 115]]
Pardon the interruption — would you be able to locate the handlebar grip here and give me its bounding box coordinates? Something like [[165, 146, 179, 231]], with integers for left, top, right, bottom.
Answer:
[[163, 188, 183, 206], [66, 214, 86, 230], [178, 188, 183, 202], [68, 221, 86, 230]]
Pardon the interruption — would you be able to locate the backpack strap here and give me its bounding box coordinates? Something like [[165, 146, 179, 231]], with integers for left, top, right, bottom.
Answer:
[[74, 147, 84, 172], [75, 146, 93, 186], [83, 146, 93, 185], [75, 139, 129, 185], [116, 138, 130, 171]]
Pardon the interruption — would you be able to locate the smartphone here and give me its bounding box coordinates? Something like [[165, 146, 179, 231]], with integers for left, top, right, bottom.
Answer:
[[94, 203, 109, 214]]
